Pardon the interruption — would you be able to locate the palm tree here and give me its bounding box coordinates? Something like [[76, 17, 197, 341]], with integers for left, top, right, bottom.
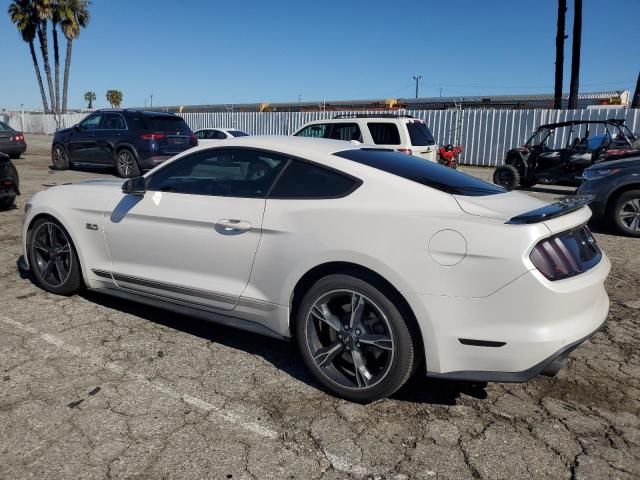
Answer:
[[568, 0, 582, 109], [33, 0, 57, 114], [8, 0, 50, 112], [553, 0, 567, 110], [58, 0, 90, 113], [106, 90, 123, 108], [84, 90, 96, 109]]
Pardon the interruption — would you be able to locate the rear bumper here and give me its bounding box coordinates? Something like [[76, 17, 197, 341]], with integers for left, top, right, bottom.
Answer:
[[0, 142, 27, 156], [426, 321, 604, 382], [413, 253, 610, 380], [138, 155, 171, 170]]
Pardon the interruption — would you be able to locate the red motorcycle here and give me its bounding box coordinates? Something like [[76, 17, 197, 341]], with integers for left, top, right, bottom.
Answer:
[[438, 144, 463, 169]]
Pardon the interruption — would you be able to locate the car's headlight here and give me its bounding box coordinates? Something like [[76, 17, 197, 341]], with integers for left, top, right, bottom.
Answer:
[[582, 168, 621, 180]]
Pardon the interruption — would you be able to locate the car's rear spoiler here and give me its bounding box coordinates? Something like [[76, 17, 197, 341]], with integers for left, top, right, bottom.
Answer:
[[506, 195, 594, 224]]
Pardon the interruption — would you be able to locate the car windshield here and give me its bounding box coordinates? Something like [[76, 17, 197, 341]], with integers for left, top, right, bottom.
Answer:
[[525, 127, 553, 147], [406, 121, 435, 146], [335, 148, 506, 196], [147, 116, 190, 132], [228, 130, 249, 137]]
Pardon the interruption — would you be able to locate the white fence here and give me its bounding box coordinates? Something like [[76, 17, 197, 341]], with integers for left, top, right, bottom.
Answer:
[[2, 108, 638, 166]]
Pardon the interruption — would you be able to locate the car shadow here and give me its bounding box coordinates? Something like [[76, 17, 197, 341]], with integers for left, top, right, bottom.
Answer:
[[48, 164, 117, 176], [80, 288, 483, 406]]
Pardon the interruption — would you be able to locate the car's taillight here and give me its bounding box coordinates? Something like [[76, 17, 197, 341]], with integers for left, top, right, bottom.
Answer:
[[190, 133, 198, 146], [140, 132, 166, 141], [11, 134, 24, 142], [529, 226, 601, 280], [397, 148, 413, 155]]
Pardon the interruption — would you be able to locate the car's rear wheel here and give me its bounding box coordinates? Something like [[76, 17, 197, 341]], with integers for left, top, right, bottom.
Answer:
[[493, 165, 520, 190], [296, 274, 417, 403], [115, 149, 141, 178], [51, 144, 70, 170], [612, 190, 640, 237], [27, 217, 81, 295], [9, 153, 20, 159]]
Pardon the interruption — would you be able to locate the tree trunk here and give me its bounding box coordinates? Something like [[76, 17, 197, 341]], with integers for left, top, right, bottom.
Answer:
[[554, 0, 567, 110], [29, 41, 49, 113], [62, 39, 73, 113], [53, 26, 60, 115], [568, 0, 582, 109], [37, 23, 56, 114], [632, 72, 640, 109]]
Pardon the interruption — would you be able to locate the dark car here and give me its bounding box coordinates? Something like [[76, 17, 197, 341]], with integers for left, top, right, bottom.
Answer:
[[0, 120, 27, 159], [577, 156, 640, 237], [0, 152, 20, 210], [493, 119, 639, 190], [51, 110, 198, 178]]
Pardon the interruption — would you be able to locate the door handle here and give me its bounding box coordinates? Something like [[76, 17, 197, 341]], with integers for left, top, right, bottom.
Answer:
[[215, 219, 252, 235]]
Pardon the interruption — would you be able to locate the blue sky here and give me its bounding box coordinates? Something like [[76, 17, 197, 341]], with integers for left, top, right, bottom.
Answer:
[[1, 0, 639, 110]]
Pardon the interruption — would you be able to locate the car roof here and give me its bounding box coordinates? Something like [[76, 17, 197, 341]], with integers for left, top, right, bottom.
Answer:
[[187, 135, 367, 157], [538, 119, 626, 129], [196, 128, 244, 132]]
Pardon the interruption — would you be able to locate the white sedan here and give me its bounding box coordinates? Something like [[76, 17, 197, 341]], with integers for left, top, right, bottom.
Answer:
[[194, 128, 249, 141], [21, 136, 610, 402]]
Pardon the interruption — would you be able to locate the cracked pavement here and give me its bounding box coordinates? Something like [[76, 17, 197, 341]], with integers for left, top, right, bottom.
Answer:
[[0, 135, 638, 479]]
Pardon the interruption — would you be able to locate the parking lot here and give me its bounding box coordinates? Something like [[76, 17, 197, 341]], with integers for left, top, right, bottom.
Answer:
[[1, 134, 638, 479]]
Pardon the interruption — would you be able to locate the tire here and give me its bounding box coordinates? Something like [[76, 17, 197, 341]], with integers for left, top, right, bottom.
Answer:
[[27, 217, 82, 295], [0, 195, 15, 210], [51, 144, 70, 170], [9, 153, 20, 159], [493, 165, 520, 190], [295, 274, 418, 403], [611, 190, 640, 237], [115, 148, 141, 178]]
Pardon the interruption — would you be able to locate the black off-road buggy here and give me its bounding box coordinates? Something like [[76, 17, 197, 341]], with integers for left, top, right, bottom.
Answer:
[[0, 152, 20, 210], [493, 119, 640, 190]]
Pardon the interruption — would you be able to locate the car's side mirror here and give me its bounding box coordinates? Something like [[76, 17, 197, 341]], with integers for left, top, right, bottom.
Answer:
[[122, 176, 146, 196], [72, 124, 80, 131]]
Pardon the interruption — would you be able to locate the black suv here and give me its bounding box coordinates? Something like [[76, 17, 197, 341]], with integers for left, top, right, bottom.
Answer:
[[577, 156, 640, 237], [51, 110, 198, 178]]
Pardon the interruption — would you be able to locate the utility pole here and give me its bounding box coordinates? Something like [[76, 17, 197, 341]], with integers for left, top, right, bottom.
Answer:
[[150, 94, 154, 108], [568, 0, 582, 109], [413, 75, 423, 99], [632, 71, 640, 109], [298, 94, 302, 103]]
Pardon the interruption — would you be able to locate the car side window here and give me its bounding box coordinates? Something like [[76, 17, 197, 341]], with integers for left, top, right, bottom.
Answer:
[[195, 130, 206, 139], [102, 113, 127, 130], [328, 123, 362, 142], [295, 124, 329, 138], [367, 122, 401, 145], [214, 130, 227, 140], [268, 160, 359, 199], [80, 114, 103, 131], [146, 148, 287, 198], [0, 121, 11, 131]]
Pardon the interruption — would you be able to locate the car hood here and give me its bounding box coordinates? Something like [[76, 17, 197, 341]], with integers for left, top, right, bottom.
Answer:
[[588, 156, 640, 170], [453, 191, 550, 221]]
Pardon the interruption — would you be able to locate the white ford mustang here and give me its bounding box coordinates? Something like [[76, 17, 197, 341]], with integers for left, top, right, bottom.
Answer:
[[21, 136, 610, 402]]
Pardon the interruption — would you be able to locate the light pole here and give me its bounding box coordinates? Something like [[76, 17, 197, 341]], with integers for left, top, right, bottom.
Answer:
[[150, 94, 153, 107], [413, 75, 423, 99]]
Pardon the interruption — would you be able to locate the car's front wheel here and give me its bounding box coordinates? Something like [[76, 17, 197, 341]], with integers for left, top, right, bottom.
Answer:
[[612, 190, 640, 237], [0, 195, 15, 210], [296, 274, 418, 402], [493, 165, 520, 190], [51, 144, 70, 170], [27, 217, 82, 295]]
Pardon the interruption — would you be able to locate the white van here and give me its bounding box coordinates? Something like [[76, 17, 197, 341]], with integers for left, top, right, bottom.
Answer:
[[292, 114, 438, 162]]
